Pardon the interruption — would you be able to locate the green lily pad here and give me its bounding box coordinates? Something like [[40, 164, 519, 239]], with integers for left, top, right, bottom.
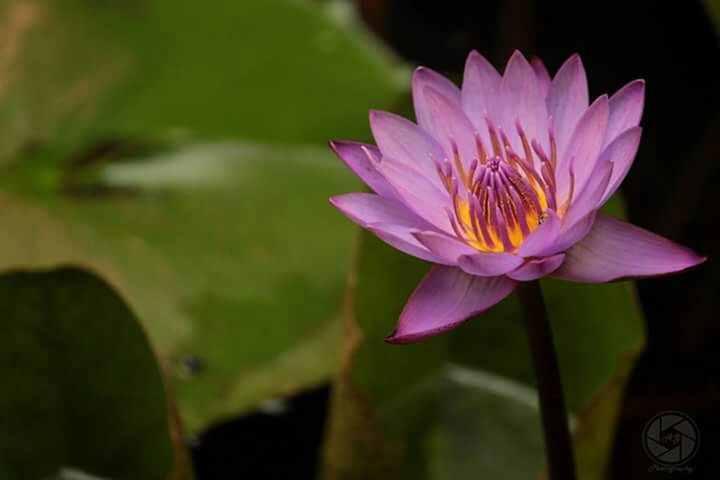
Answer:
[[0, 268, 190, 480], [0, 0, 403, 433], [0, 142, 360, 432], [0, 0, 403, 168]]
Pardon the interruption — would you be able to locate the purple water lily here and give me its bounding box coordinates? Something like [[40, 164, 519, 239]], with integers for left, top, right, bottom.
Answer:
[[330, 51, 705, 343]]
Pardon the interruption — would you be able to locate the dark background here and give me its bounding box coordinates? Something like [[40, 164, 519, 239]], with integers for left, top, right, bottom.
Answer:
[[191, 1, 719, 478]]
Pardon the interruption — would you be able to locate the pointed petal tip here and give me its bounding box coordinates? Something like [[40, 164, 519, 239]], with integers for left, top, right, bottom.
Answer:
[[687, 252, 707, 268], [614, 79, 646, 106], [328, 195, 340, 207], [412, 66, 430, 83], [413, 65, 431, 77], [530, 56, 547, 69], [384, 329, 400, 343], [384, 330, 424, 344], [384, 320, 465, 344], [388, 267, 517, 344], [505, 49, 530, 70], [467, 49, 481, 60], [328, 139, 348, 154], [556, 53, 585, 76], [368, 109, 382, 121], [465, 49, 495, 69], [384, 332, 420, 344], [328, 195, 354, 217], [620, 78, 645, 91], [369, 109, 397, 124], [555, 215, 708, 282]]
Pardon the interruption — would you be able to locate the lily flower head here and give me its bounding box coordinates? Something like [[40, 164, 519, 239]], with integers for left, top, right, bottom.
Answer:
[[330, 51, 705, 343]]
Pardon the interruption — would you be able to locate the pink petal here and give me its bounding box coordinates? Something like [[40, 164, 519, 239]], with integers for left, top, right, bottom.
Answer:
[[553, 214, 706, 283], [599, 127, 643, 204], [557, 95, 610, 200], [461, 51, 502, 128], [329, 192, 427, 228], [413, 231, 478, 265], [547, 54, 589, 159], [507, 254, 565, 281], [329, 193, 440, 262], [605, 79, 645, 147], [374, 156, 453, 233], [562, 159, 613, 229], [458, 251, 525, 276], [422, 87, 478, 169], [499, 50, 549, 154], [531, 57, 551, 97], [329, 141, 397, 199], [369, 223, 441, 263], [413, 67, 461, 134], [538, 211, 597, 257], [369, 110, 446, 185], [386, 266, 517, 343], [517, 209, 561, 257]]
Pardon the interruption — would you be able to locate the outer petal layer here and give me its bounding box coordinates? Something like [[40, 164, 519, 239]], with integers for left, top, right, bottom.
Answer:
[[369, 110, 446, 184], [531, 57, 551, 97], [423, 87, 478, 169], [558, 95, 609, 198], [499, 51, 548, 154], [461, 50, 502, 146], [329, 193, 440, 262], [547, 54, 589, 159], [386, 267, 516, 343], [606, 79, 645, 146], [599, 127, 642, 204], [553, 214, 705, 283], [374, 157, 452, 232], [413, 231, 477, 265], [413, 67, 461, 134], [329, 141, 396, 199], [329, 192, 425, 228], [368, 223, 440, 263]]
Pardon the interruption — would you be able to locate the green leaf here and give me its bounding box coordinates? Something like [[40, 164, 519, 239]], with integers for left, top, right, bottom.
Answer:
[[0, 142, 357, 433], [321, 197, 645, 479], [426, 366, 545, 479], [0, 268, 191, 480], [0, 0, 403, 168], [0, 0, 403, 432]]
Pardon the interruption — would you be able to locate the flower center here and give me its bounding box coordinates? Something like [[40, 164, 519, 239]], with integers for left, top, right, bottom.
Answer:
[[436, 117, 574, 253]]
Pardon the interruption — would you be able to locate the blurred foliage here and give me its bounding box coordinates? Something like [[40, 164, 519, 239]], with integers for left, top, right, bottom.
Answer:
[[0, 0, 403, 167], [0, 0, 403, 434], [0, 268, 192, 480], [322, 197, 645, 480], [703, 0, 720, 33]]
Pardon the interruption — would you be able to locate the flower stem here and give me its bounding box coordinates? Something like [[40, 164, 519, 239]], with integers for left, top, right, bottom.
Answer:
[[516, 280, 577, 480]]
